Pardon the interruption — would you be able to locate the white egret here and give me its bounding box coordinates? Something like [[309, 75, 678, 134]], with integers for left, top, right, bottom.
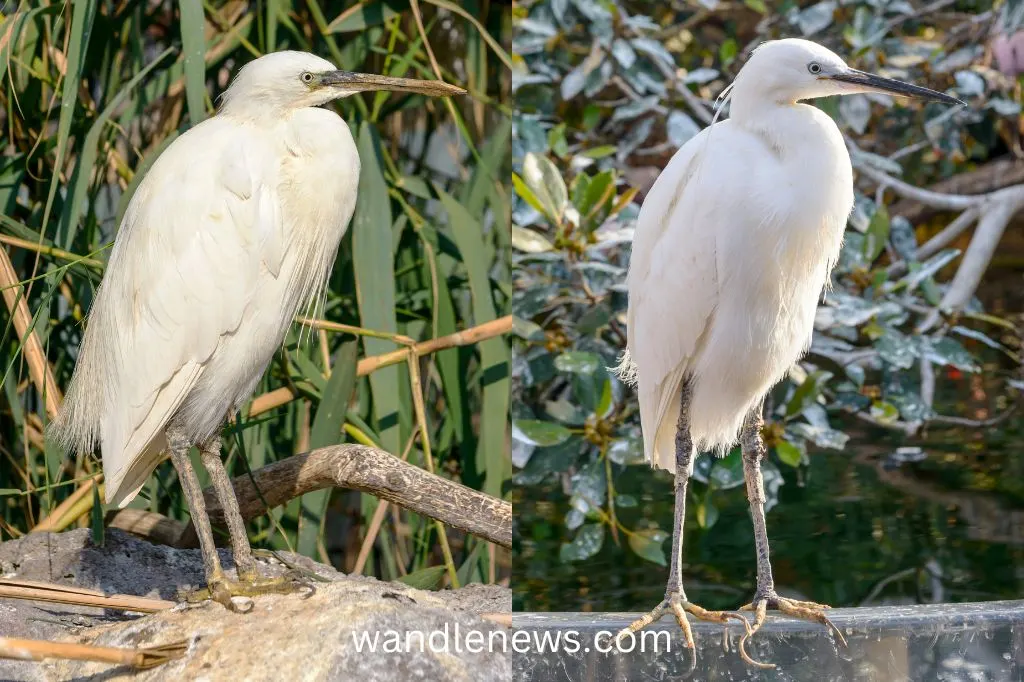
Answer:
[[614, 38, 962, 665], [50, 51, 464, 609]]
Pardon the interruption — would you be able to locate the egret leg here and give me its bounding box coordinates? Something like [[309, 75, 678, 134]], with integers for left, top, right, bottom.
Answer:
[[199, 436, 256, 581], [615, 382, 746, 668], [166, 426, 225, 586], [184, 435, 315, 610], [737, 405, 846, 669]]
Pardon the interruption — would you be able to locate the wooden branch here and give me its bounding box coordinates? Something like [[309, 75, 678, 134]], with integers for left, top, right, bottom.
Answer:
[[891, 158, 1024, 223], [200, 444, 512, 549], [918, 187, 1024, 332], [249, 315, 512, 417], [0, 246, 63, 418], [855, 163, 979, 211]]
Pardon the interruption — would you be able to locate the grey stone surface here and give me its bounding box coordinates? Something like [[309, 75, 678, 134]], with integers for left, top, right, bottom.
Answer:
[[0, 529, 510, 681]]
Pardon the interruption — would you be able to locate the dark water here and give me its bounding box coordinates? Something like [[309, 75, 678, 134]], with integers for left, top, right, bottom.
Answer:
[[513, 419, 1024, 613]]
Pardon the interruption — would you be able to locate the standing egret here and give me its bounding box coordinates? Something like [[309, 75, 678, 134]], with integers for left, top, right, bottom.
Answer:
[[613, 38, 962, 665], [50, 51, 464, 610]]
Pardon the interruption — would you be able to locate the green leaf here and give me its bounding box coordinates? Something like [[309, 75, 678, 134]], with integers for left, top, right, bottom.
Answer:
[[436, 188, 509, 498], [512, 316, 545, 341], [785, 370, 833, 417], [719, 38, 738, 66], [628, 528, 668, 565], [870, 400, 900, 424], [862, 203, 890, 263], [327, 0, 405, 33], [776, 440, 804, 467], [511, 225, 554, 253], [41, 0, 97, 244], [696, 499, 719, 529], [513, 420, 573, 447], [354, 124, 401, 454], [559, 523, 605, 562], [553, 351, 601, 375], [397, 565, 447, 590], [296, 343, 358, 559], [179, 0, 207, 125], [512, 172, 548, 216], [522, 153, 568, 222]]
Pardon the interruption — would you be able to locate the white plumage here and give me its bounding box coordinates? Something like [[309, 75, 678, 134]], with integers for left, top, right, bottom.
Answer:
[[49, 51, 463, 608], [616, 38, 961, 473], [52, 53, 360, 506], [613, 39, 962, 660]]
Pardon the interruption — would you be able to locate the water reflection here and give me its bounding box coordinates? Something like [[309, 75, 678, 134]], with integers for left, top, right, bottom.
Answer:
[[513, 423, 1024, 613]]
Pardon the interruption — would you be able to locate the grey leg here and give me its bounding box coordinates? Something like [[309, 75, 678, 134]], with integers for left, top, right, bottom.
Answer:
[[167, 426, 223, 584], [737, 404, 846, 668], [740, 406, 775, 598], [199, 436, 257, 581], [666, 381, 695, 596], [616, 382, 745, 662]]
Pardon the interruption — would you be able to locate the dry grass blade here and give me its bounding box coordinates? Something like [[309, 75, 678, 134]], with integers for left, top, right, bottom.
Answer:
[[0, 636, 186, 669], [32, 478, 100, 532], [0, 578, 175, 613]]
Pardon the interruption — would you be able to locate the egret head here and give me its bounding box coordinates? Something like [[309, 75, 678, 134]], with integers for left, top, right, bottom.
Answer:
[[730, 38, 963, 112], [219, 51, 465, 118]]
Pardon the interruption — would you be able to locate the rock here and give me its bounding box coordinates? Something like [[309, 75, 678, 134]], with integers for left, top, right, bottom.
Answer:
[[0, 530, 510, 681]]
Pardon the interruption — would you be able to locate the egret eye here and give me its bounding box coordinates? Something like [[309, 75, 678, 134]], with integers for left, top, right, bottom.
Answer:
[[301, 72, 315, 84], [808, 62, 822, 75]]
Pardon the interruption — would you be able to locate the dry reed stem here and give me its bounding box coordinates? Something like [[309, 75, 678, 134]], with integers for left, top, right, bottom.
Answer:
[[32, 478, 99, 532], [0, 636, 185, 669], [0, 247, 63, 418], [249, 316, 511, 417], [0, 578, 174, 612]]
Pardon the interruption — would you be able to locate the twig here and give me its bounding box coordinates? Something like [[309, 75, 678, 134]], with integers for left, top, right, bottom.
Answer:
[[0, 578, 174, 612], [928, 404, 1019, 428], [200, 444, 512, 549], [0, 235, 104, 269], [249, 316, 511, 417], [919, 187, 1024, 332], [0, 636, 185, 670], [855, 163, 978, 211]]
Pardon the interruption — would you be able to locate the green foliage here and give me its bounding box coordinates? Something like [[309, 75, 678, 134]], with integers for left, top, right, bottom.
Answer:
[[511, 0, 1021, 576], [0, 1, 510, 587]]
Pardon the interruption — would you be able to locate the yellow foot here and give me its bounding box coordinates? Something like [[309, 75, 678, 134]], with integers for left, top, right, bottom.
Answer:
[[738, 592, 847, 669], [183, 572, 316, 613], [615, 592, 747, 672]]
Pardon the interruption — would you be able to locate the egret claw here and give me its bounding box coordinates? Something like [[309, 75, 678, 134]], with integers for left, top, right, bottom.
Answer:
[[616, 592, 746, 673], [737, 592, 846, 669]]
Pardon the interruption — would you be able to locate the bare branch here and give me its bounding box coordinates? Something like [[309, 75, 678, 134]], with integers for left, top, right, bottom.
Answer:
[[854, 163, 979, 211], [196, 444, 512, 549], [919, 187, 1024, 332], [886, 207, 979, 278]]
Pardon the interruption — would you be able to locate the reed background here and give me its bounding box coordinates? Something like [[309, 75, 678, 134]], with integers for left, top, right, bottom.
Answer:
[[0, 0, 511, 589]]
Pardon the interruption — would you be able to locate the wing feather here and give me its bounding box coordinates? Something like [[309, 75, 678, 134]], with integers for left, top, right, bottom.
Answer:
[[86, 119, 282, 505], [623, 127, 720, 471]]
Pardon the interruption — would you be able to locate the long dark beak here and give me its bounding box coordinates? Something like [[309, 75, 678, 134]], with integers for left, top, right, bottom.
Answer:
[[320, 71, 465, 97], [829, 69, 964, 106]]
